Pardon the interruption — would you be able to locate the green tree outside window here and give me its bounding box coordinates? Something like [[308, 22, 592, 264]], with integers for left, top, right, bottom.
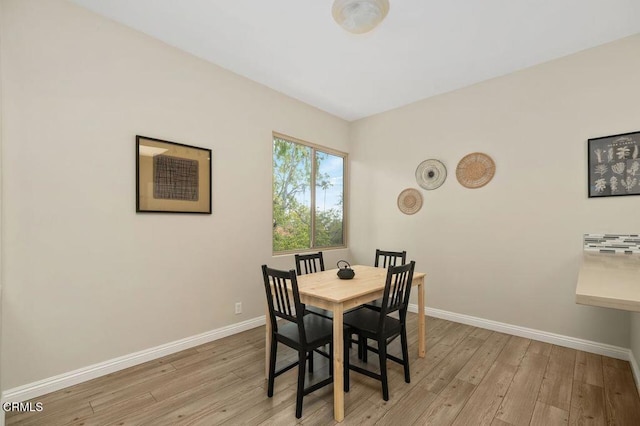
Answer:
[[273, 135, 346, 252]]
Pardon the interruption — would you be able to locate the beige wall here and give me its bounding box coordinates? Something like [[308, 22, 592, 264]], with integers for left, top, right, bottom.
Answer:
[[0, 0, 349, 389], [349, 34, 640, 347]]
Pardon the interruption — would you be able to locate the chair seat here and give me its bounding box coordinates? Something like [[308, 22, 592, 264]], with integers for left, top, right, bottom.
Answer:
[[278, 314, 333, 348], [343, 308, 401, 338]]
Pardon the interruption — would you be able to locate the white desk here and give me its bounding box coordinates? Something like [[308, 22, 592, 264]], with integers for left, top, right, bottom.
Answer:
[[575, 252, 640, 312]]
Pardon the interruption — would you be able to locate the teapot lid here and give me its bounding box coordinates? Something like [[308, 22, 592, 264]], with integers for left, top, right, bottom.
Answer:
[[337, 260, 351, 269]]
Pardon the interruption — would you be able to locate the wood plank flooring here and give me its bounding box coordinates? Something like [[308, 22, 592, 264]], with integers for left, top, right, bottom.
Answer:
[[6, 314, 640, 425]]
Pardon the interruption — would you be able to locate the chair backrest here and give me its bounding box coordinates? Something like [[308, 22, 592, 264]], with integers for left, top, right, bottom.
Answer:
[[378, 261, 416, 332], [261, 265, 307, 341], [374, 249, 407, 268], [295, 252, 325, 275]]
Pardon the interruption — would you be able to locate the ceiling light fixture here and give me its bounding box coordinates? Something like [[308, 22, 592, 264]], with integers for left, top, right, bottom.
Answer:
[[332, 0, 390, 34]]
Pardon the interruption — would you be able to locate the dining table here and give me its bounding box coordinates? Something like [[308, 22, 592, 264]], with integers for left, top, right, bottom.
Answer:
[[264, 264, 426, 422]]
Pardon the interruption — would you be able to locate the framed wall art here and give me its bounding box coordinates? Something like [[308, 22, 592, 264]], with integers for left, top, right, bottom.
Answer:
[[588, 131, 640, 198], [136, 135, 212, 213]]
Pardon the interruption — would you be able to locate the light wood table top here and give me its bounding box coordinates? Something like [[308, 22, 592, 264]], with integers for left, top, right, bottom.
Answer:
[[575, 252, 640, 312], [296, 264, 425, 305]]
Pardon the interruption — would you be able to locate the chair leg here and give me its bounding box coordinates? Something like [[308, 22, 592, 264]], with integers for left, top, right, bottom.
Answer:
[[308, 350, 314, 373], [400, 327, 410, 383], [296, 350, 307, 419], [378, 340, 389, 401], [267, 337, 278, 397], [360, 336, 368, 362]]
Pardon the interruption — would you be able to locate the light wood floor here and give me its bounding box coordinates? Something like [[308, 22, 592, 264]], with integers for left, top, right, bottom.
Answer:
[[7, 314, 640, 425]]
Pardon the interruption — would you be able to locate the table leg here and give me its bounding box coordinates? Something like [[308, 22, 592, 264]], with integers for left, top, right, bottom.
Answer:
[[333, 303, 344, 422], [417, 279, 426, 358], [265, 305, 271, 378]]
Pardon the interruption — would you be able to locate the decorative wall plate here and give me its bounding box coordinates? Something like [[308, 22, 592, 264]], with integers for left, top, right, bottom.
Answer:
[[397, 188, 423, 215], [415, 159, 447, 190], [456, 152, 495, 189]]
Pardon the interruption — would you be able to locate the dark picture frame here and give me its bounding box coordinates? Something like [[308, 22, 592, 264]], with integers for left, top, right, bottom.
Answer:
[[136, 135, 212, 213], [588, 131, 640, 198]]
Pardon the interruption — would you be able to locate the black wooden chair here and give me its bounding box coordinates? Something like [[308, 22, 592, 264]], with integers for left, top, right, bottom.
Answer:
[[294, 252, 332, 319], [363, 249, 408, 312], [375, 249, 407, 268], [262, 265, 334, 419], [294, 252, 361, 355], [295, 251, 325, 275], [343, 261, 415, 401]]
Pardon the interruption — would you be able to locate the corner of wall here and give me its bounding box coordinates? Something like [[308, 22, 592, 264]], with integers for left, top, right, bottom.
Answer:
[[0, 0, 6, 409], [630, 313, 640, 396], [0, 0, 6, 420], [630, 348, 640, 398]]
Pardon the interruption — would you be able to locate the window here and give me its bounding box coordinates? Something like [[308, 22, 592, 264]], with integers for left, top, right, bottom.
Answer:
[[272, 133, 347, 253]]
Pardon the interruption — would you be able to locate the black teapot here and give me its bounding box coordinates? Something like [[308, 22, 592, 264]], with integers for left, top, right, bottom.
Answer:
[[336, 260, 355, 280]]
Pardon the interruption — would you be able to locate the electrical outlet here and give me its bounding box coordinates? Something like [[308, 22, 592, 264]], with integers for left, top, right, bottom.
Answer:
[[235, 302, 242, 314]]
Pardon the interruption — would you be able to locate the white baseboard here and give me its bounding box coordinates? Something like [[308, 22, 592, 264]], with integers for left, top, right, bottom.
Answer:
[[1, 316, 265, 404], [410, 304, 631, 361]]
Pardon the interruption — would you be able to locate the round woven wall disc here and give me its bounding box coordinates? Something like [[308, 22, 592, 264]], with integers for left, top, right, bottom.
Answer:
[[397, 188, 423, 215], [416, 159, 447, 190], [456, 152, 496, 189]]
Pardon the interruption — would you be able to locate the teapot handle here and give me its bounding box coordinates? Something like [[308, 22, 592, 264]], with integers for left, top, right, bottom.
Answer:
[[337, 260, 351, 269]]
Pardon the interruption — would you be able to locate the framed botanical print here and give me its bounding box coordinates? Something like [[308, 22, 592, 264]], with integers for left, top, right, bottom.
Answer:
[[588, 131, 640, 198]]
